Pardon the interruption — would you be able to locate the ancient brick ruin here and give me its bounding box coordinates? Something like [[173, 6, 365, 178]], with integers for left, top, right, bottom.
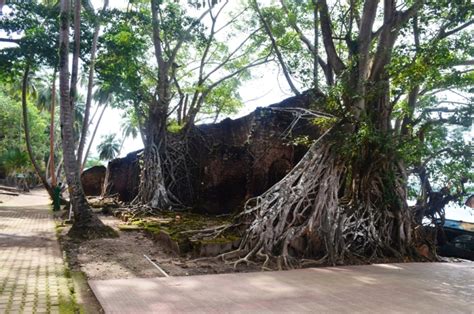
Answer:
[[84, 91, 322, 214]]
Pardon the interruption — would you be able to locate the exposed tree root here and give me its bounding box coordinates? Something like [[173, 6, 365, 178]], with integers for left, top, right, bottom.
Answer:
[[192, 126, 415, 269], [134, 144, 177, 210], [132, 131, 201, 214]]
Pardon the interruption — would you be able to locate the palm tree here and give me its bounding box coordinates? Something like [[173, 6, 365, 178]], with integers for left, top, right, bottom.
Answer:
[[118, 112, 139, 154], [76, 0, 109, 168], [97, 134, 120, 161], [59, 0, 114, 238], [81, 82, 115, 169], [20, 64, 54, 197], [34, 70, 59, 187]]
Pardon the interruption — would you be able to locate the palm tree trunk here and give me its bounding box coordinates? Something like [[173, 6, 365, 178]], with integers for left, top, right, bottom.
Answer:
[[45, 154, 50, 181], [21, 63, 53, 198], [60, 0, 115, 239], [55, 157, 63, 183], [69, 0, 81, 117], [118, 136, 126, 156], [132, 100, 146, 145], [59, 0, 88, 209], [50, 69, 57, 187], [58, 0, 96, 230], [81, 103, 108, 170], [77, 0, 109, 168]]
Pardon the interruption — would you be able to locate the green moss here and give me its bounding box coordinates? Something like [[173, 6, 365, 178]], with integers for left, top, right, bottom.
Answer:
[[117, 224, 143, 231], [136, 211, 237, 254], [130, 219, 144, 226], [55, 225, 65, 235], [58, 295, 80, 314], [58, 265, 83, 314], [142, 223, 161, 234]]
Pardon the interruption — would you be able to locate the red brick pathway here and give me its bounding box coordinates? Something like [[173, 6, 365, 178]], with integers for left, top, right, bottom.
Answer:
[[0, 192, 73, 313]]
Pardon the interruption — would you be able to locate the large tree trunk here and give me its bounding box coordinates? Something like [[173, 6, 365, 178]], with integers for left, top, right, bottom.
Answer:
[[21, 64, 54, 198], [134, 105, 175, 209], [217, 89, 414, 268], [59, 0, 115, 239], [132, 0, 179, 211]]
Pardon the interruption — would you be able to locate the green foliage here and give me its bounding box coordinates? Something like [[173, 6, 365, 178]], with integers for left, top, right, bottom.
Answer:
[[257, 3, 315, 89], [0, 148, 30, 175], [97, 134, 120, 161], [0, 2, 59, 76], [200, 79, 243, 122], [0, 90, 49, 175], [120, 110, 140, 140], [288, 135, 313, 147], [312, 116, 338, 131], [167, 120, 184, 133], [84, 156, 104, 169], [95, 9, 151, 107], [95, 1, 266, 127]]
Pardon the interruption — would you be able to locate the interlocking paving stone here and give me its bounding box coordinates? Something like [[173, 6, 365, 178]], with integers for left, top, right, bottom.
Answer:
[[0, 193, 74, 313], [90, 262, 474, 313]]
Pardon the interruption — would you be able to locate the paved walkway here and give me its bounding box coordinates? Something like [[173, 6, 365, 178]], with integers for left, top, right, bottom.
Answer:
[[0, 191, 73, 313], [90, 262, 474, 313]]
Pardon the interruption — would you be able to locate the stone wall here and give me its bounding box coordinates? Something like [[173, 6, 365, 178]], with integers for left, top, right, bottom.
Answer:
[[81, 165, 106, 196], [98, 91, 322, 214], [102, 150, 140, 202]]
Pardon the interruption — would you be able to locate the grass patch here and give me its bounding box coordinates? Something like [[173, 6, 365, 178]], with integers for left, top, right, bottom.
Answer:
[[58, 294, 80, 314]]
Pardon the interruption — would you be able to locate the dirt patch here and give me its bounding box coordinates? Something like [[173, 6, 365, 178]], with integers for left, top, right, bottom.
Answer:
[[58, 211, 259, 280]]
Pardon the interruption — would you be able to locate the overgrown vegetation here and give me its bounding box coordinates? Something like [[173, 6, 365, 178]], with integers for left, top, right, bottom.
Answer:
[[0, 0, 472, 266]]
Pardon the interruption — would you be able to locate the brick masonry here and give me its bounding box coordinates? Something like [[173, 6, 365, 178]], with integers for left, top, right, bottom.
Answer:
[[0, 196, 74, 313]]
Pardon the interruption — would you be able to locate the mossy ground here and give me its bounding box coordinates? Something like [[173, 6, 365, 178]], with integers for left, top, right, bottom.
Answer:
[[118, 210, 241, 255]]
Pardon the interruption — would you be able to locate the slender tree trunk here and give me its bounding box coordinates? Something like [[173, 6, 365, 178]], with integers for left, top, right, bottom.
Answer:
[[253, 0, 300, 95], [118, 136, 126, 156], [55, 157, 63, 183], [69, 0, 81, 119], [21, 64, 54, 198], [82, 103, 108, 169], [77, 0, 109, 167], [312, 0, 319, 89], [50, 69, 57, 187], [45, 154, 50, 182]]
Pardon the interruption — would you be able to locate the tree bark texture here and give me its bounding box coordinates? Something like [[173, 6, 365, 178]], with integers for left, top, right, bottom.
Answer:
[[21, 64, 54, 198]]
